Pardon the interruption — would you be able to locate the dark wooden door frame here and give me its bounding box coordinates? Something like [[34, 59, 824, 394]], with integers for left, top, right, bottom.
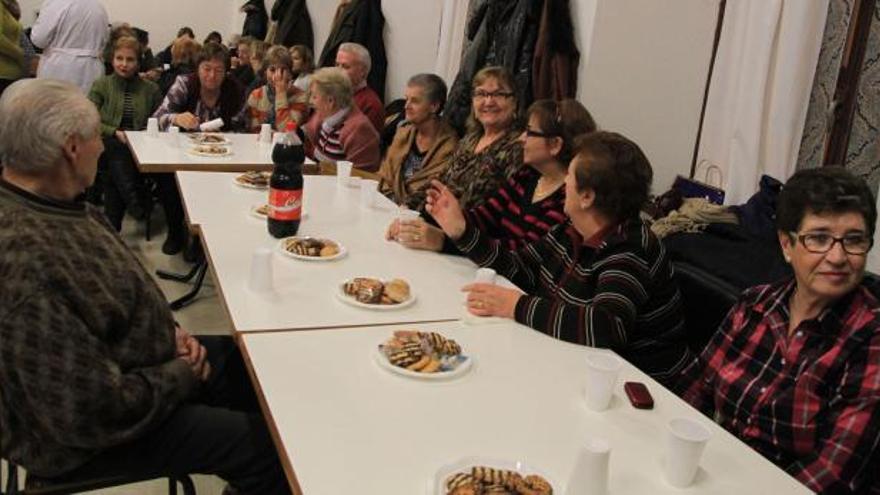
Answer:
[[690, 0, 727, 178]]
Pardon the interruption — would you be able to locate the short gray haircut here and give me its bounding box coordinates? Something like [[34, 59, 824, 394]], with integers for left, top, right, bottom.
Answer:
[[407, 73, 448, 114], [310, 67, 353, 109], [338, 42, 371, 75], [0, 79, 100, 174]]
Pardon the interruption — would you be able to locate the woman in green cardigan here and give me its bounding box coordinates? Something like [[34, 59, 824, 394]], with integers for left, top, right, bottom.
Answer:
[[88, 36, 161, 234]]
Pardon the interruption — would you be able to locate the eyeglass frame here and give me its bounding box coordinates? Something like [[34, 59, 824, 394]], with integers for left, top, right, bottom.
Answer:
[[790, 231, 873, 255], [525, 127, 560, 139], [471, 90, 515, 101]]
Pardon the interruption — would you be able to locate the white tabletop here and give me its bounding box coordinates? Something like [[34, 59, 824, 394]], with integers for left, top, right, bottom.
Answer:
[[195, 175, 483, 332], [126, 131, 275, 173], [241, 320, 811, 495]]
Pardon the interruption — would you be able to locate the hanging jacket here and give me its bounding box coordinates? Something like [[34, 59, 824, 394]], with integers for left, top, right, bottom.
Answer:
[[317, 0, 387, 102], [445, 0, 541, 133], [270, 0, 314, 51], [242, 0, 269, 40], [532, 0, 579, 101]]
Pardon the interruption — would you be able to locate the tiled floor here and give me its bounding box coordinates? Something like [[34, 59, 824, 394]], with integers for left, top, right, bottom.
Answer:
[[3, 215, 233, 494]]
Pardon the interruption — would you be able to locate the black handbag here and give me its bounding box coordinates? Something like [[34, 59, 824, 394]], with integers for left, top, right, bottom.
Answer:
[[673, 162, 725, 205]]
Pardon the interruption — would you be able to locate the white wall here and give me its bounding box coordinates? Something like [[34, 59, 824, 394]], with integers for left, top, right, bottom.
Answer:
[[578, 0, 720, 193]]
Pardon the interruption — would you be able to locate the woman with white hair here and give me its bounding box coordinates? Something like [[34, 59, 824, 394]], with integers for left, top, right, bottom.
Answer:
[[303, 66, 380, 171], [0, 78, 292, 495]]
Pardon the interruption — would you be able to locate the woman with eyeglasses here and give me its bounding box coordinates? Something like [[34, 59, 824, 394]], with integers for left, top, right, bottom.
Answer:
[[389, 98, 595, 253], [677, 167, 880, 493], [426, 131, 691, 384]]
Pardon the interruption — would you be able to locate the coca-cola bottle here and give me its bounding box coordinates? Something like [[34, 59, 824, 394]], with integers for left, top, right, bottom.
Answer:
[[268, 122, 305, 238]]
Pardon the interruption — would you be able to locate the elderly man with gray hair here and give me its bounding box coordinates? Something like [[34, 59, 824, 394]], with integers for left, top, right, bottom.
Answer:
[[335, 41, 385, 132], [0, 79, 290, 495]]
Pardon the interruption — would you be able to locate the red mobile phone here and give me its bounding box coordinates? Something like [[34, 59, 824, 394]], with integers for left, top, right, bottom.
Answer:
[[624, 381, 654, 409]]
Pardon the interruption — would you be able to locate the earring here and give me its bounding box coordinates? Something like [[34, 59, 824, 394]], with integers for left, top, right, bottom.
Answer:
[[784, 255, 791, 262]]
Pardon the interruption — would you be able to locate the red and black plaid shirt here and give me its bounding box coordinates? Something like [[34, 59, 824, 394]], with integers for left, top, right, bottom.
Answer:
[[676, 279, 880, 493]]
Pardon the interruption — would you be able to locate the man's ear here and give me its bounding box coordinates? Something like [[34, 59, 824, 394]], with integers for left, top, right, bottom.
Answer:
[[61, 135, 78, 165], [580, 187, 595, 210]]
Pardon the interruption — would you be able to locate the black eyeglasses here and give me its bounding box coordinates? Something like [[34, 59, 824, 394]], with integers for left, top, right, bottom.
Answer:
[[792, 231, 873, 255], [472, 90, 514, 101], [525, 127, 559, 138]]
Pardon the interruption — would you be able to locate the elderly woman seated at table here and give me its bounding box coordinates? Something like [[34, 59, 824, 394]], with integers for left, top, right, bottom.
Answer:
[[391, 98, 595, 253], [153, 41, 245, 132], [676, 167, 880, 494], [156, 36, 200, 96], [88, 36, 161, 232], [303, 67, 380, 171], [377, 73, 459, 209], [426, 131, 691, 384], [241, 45, 308, 132]]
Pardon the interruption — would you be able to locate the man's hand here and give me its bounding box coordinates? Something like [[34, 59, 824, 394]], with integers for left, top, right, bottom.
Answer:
[[175, 327, 211, 381]]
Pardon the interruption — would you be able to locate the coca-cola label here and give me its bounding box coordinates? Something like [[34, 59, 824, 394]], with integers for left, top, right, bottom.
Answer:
[[268, 188, 302, 220]]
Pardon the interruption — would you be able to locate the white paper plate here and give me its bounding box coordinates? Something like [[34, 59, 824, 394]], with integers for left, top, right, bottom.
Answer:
[[336, 278, 416, 310], [234, 173, 271, 189], [373, 346, 473, 381], [187, 146, 233, 157], [278, 237, 346, 261], [249, 204, 270, 219], [187, 133, 231, 144], [432, 457, 559, 495]]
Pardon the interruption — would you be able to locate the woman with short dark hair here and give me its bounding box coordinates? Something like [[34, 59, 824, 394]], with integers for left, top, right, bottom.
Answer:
[[677, 166, 880, 493], [427, 131, 691, 384], [153, 42, 245, 132]]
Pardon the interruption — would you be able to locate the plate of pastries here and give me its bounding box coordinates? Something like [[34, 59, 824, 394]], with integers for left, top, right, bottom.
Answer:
[[279, 237, 345, 261], [235, 171, 271, 189], [436, 459, 555, 495], [338, 277, 414, 309], [187, 144, 232, 157], [375, 330, 471, 380]]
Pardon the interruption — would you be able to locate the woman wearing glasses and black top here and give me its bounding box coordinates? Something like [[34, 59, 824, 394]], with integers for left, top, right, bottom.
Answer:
[[390, 98, 596, 253], [677, 167, 880, 493]]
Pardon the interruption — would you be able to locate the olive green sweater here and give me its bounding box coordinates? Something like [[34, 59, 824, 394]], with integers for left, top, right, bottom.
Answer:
[[0, 4, 23, 81], [88, 73, 161, 138], [0, 179, 196, 477]]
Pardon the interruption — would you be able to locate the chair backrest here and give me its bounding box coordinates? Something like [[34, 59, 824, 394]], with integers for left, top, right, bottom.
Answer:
[[674, 261, 741, 354]]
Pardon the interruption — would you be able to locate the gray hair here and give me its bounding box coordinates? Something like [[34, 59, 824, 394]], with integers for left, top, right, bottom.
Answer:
[[407, 73, 448, 114], [0, 79, 100, 174], [338, 42, 371, 75], [310, 67, 353, 109]]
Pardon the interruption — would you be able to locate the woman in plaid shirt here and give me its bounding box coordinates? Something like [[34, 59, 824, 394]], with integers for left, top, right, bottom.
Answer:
[[426, 131, 691, 384], [677, 167, 880, 493]]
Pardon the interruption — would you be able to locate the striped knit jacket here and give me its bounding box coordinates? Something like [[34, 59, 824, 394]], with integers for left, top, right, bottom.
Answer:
[[455, 217, 692, 383]]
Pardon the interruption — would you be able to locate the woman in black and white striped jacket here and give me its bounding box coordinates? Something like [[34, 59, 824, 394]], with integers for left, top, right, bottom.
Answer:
[[426, 131, 692, 385]]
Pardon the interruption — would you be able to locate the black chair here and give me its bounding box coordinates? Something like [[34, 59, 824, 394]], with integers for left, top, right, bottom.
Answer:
[[674, 261, 742, 354], [2, 459, 196, 495]]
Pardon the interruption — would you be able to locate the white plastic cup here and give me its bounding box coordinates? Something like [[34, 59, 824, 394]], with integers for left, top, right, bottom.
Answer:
[[663, 418, 711, 487], [583, 354, 622, 411], [565, 439, 611, 495], [336, 160, 353, 188], [247, 247, 274, 292], [475, 268, 497, 285], [348, 176, 362, 189], [168, 126, 180, 147], [360, 179, 378, 209], [259, 123, 272, 143], [146, 117, 159, 137]]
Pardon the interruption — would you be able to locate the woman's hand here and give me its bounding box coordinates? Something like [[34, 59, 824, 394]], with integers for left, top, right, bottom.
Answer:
[[174, 112, 200, 130], [425, 180, 466, 240], [272, 67, 291, 95], [462, 283, 521, 319], [398, 220, 444, 251]]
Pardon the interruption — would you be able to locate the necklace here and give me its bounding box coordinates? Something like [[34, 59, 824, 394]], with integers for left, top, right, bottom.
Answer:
[[533, 175, 564, 202]]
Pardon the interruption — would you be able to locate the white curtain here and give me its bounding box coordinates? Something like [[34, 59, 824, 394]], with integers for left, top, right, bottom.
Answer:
[[434, 0, 470, 84], [695, 0, 828, 205]]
